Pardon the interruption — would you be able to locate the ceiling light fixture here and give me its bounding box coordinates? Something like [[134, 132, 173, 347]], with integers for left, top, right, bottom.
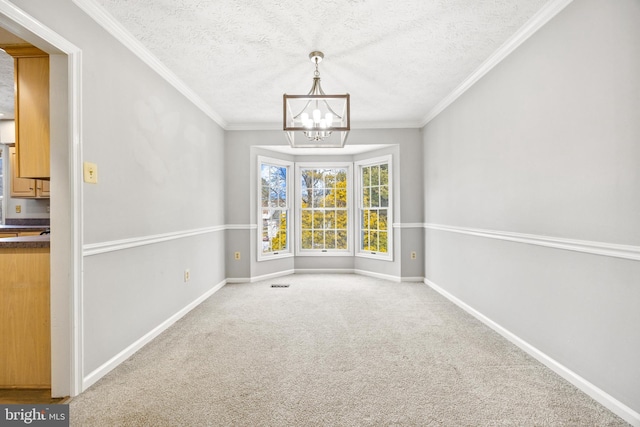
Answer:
[[283, 51, 350, 148]]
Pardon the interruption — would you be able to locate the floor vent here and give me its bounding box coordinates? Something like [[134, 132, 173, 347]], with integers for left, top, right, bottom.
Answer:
[[270, 284, 290, 288]]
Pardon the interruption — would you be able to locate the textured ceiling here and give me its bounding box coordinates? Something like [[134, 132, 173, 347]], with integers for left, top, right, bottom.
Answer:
[[92, 0, 551, 128], [2, 1, 554, 128]]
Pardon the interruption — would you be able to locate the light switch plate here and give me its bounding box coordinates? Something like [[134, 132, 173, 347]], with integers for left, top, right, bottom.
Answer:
[[84, 162, 98, 184]]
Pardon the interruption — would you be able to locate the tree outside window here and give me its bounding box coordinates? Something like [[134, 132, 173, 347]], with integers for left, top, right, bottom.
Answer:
[[259, 159, 291, 258], [357, 156, 392, 259], [299, 165, 351, 253]]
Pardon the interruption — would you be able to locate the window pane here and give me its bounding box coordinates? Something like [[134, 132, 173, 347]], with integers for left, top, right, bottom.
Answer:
[[260, 161, 290, 256], [325, 190, 336, 208], [326, 231, 336, 249], [371, 231, 379, 251], [336, 210, 347, 228], [337, 230, 348, 249], [379, 231, 388, 253], [371, 187, 380, 208], [313, 230, 324, 249], [370, 209, 379, 230], [299, 166, 349, 252], [313, 210, 324, 229], [363, 187, 371, 208], [371, 165, 380, 186], [380, 185, 389, 207], [301, 210, 311, 227], [357, 159, 390, 257], [325, 210, 336, 229], [379, 210, 388, 231], [301, 230, 312, 249]]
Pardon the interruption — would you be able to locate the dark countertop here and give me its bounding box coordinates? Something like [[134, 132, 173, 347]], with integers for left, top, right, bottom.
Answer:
[[0, 235, 50, 249], [0, 224, 50, 233]]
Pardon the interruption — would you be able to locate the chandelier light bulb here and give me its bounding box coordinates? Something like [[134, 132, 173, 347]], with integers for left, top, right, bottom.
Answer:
[[300, 112, 309, 124], [325, 113, 333, 126], [313, 109, 321, 123]]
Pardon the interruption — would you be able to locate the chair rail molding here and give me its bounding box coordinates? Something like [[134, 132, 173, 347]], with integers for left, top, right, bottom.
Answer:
[[83, 225, 227, 256], [424, 223, 640, 262]]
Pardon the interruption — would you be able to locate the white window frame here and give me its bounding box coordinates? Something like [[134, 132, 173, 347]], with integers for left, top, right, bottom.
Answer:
[[295, 162, 353, 256], [257, 156, 294, 261], [355, 155, 393, 261]]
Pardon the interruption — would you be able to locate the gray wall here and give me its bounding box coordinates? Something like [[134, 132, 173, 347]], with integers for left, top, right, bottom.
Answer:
[[225, 128, 424, 281], [9, 0, 226, 384], [423, 0, 640, 415]]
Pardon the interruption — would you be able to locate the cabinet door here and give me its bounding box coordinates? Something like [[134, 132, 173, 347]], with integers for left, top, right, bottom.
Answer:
[[9, 147, 36, 198], [15, 55, 50, 179], [36, 179, 50, 198]]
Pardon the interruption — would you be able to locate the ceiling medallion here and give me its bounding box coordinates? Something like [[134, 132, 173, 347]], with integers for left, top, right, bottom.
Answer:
[[283, 51, 350, 148]]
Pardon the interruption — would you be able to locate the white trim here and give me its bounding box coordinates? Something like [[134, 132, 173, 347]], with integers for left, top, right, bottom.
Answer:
[[400, 276, 425, 283], [424, 223, 640, 262], [226, 269, 412, 284], [226, 120, 423, 131], [226, 269, 297, 284], [393, 222, 424, 229], [72, 0, 227, 129], [425, 278, 640, 427], [296, 268, 356, 275], [420, 0, 574, 126], [251, 269, 296, 283], [354, 269, 401, 282], [83, 279, 227, 390], [226, 224, 257, 230], [83, 226, 226, 256]]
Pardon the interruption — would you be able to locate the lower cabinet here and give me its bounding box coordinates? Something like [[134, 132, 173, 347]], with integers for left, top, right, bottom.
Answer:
[[0, 247, 51, 388]]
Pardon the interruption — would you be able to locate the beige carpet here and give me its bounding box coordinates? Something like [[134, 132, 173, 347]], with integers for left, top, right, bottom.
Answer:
[[70, 274, 629, 426]]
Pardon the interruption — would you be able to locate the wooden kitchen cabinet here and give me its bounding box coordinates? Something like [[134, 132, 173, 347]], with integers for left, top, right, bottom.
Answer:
[[0, 247, 51, 388], [1, 44, 50, 179], [9, 146, 49, 198]]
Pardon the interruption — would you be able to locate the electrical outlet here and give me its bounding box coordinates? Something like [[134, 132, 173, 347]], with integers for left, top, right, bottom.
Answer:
[[15, 205, 21, 213], [234, 252, 241, 260], [47, 205, 50, 213], [411, 251, 417, 260], [184, 269, 190, 282]]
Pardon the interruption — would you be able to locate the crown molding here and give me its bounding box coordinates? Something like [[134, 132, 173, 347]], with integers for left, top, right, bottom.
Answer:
[[72, 0, 228, 129], [225, 120, 424, 132], [420, 0, 574, 127]]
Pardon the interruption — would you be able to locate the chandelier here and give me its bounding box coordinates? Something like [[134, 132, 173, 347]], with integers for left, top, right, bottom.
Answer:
[[283, 51, 350, 148]]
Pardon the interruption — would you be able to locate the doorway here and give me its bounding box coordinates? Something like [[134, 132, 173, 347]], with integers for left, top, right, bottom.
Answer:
[[0, 2, 82, 400]]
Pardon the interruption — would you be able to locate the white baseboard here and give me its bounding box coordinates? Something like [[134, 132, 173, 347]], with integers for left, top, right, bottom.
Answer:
[[295, 268, 356, 275], [354, 269, 401, 282], [400, 276, 425, 282], [82, 279, 227, 391], [251, 269, 296, 282], [227, 269, 413, 283], [424, 278, 640, 427], [225, 277, 252, 284]]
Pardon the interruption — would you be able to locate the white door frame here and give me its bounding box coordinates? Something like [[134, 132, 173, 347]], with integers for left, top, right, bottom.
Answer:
[[0, 0, 83, 397]]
